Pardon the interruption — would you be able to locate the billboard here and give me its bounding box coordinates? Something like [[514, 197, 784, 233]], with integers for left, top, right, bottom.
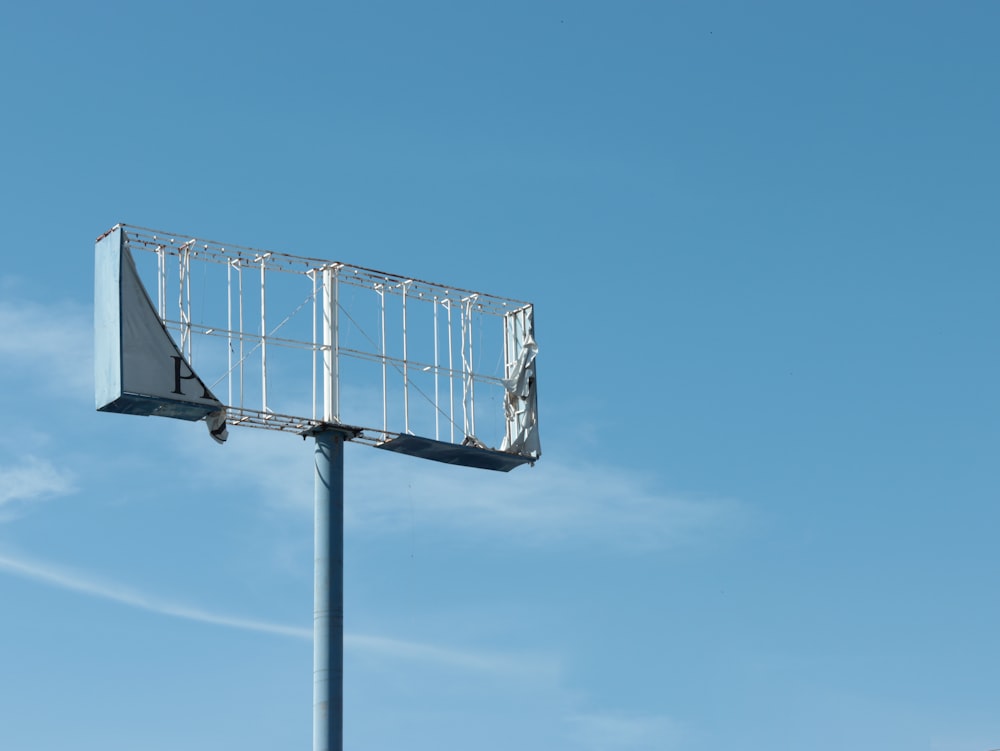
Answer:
[[94, 224, 540, 467]]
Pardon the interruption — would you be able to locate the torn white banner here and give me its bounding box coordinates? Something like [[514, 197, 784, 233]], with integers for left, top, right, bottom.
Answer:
[[95, 226, 228, 443]]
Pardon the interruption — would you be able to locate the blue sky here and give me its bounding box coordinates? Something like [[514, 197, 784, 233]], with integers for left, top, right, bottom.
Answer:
[[1, 2, 999, 749]]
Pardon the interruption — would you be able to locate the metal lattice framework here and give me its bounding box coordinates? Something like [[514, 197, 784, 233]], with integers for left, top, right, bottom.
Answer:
[[117, 224, 539, 460]]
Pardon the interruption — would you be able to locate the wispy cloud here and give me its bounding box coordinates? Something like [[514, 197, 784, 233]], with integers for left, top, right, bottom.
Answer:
[[0, 456, 75, 519], [0, 296, 92, 398], [0, 549, 547, 676], [191, 427, 314, 514], [351, 454, 745, 550], [182, 428, 744, 551], [568, 711, 685, 750], [0, 550, 310, 639], [347, 633, 558, 680]]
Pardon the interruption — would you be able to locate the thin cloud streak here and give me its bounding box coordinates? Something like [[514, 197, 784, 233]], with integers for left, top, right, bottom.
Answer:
[[0, 550, 310, 639], [568, 711, 685, 751], [347, 450, 745, 550], [0, 456, 75, 516], [184, 428, 745, 550], [346, 633, 558, 680], [0, 551, 544, 676]]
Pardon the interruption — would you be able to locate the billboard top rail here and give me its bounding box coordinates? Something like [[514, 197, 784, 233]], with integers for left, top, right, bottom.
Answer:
[[104, 224, 531, 318]]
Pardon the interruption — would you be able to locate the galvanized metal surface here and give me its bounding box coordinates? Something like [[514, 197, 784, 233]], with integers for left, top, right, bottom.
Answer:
[[376, 434, 534, 472], [313, 429, 347, 751]]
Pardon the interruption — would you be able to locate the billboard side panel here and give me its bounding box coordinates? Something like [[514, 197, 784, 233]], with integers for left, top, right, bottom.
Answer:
[[94, 227, 223, 426], [94, 228, 124, 411]]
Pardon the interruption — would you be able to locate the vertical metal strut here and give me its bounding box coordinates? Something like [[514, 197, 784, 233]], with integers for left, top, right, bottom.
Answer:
[[433, 296, 440, 441], [379, 284, 387, 435], [260, 255, 268, 415], [322, 266, 340, 423], [446, 300, 454, 443], [311, 269, 317, 420], [402, 281, 410, 434]]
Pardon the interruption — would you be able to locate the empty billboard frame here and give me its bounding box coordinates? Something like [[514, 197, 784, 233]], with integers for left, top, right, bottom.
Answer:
[[95, 223, 540, 470]]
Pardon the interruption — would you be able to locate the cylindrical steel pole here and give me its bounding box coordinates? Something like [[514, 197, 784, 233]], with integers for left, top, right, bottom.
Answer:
[[314, 429, 345, 751]]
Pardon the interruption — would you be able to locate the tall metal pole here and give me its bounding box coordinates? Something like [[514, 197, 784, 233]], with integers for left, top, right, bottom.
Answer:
[[313, 428, 346, 751]]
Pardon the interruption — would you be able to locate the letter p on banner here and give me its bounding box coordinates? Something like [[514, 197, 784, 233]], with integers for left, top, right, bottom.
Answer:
[[95, 226, 227, 441]]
